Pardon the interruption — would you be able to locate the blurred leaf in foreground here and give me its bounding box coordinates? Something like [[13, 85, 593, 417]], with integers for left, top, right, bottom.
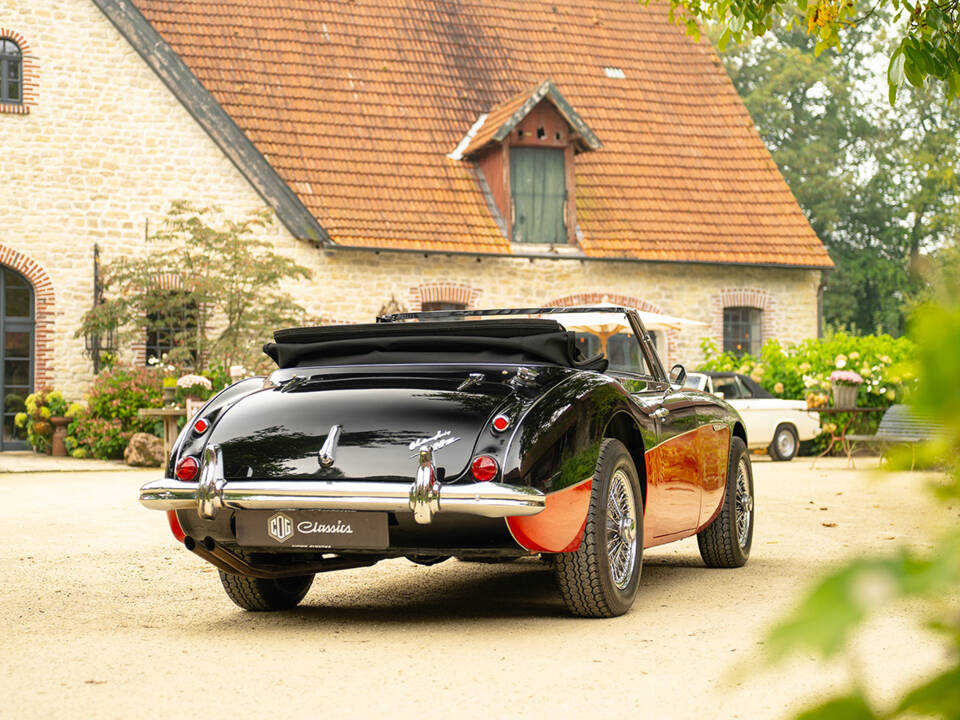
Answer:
[[761, 245, 960, 719]]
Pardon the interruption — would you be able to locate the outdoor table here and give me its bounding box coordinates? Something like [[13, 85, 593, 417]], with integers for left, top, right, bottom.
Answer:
[[138, 407, 186, 461], [811, 407, 885, 468]]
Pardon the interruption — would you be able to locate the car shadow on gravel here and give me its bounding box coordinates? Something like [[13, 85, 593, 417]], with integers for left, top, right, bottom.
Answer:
[[180, 552, 772, 627]]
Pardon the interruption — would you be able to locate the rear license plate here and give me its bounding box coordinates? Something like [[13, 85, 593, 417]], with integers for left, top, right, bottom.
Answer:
[[236, 510, 389, 549]]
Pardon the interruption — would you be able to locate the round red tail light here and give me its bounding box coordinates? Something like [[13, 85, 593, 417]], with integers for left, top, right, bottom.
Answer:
[[471, 455, 498, 482], [193, 418, 209, 434], [491, 414, 510, 433], [175, 455, 200, 482]]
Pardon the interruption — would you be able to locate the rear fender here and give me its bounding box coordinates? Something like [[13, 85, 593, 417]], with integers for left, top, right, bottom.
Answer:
[[164, 377, 267, 477], [502, 374, 649, 553]]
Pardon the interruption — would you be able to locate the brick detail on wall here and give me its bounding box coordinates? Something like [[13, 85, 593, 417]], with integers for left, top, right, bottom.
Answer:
[[408, 282, 481, 311], [0, 245, 55, 389], [710, 287, 776, 347], [543, 292, 679, 365], [0, 29, 38, 115]]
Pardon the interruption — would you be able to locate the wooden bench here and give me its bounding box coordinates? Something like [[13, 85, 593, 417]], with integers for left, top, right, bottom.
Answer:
[[845, 404, 943, 469]]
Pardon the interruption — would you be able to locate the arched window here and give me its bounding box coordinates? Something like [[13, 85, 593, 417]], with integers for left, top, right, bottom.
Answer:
[[2, 267, 34, 450], [0, 39, 22, 105]]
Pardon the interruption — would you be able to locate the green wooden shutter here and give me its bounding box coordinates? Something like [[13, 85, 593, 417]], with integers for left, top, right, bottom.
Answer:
[[510, 147, 566, 243]]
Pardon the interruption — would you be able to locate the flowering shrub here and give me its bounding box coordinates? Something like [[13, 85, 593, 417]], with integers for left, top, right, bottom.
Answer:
[[13, 390, 82, 453], [66, 366, 164, 460], [698, 331, 917, 448], [68, 416, 129, 460]]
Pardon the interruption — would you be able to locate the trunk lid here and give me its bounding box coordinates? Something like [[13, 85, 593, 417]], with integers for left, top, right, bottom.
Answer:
[[209, 367, 557, 481]]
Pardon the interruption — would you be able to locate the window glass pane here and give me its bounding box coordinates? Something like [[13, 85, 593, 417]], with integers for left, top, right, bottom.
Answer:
[[3, 388, 29, 414], [5, 331, 29, 358], [4, 286, 31, 317], [510, 147, 566, 243], [145, 291, 198, 365], [735, 377, 754, 398], [4, 390, 25, 414], [8, 61, 18, 80], [723, 307, 762, 357], [607, 333, 646, 374], [5, 360, 28, 385], [713, 377, 741, 399], [4, 414, 27, 443], [572, 332, 601, 360], [4, 269, 28, 288], [6, 81, 19, 102]]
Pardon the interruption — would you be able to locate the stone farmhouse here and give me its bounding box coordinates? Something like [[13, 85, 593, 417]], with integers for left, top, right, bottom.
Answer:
[[0, 0, 831, 449]]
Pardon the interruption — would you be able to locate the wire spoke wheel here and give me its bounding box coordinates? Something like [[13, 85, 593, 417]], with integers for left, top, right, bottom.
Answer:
[[553, 438, 644, 617], [697, 436, 753, 568], [734, 458, 753, 549], [606, 469, 638, 590]]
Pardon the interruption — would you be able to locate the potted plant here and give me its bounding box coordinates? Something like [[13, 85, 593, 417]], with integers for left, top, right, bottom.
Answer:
[[176, 374, 213, 419], [829, 370, 863, 409], [13, 390, 80, 455], [162, 377, 177, 406]]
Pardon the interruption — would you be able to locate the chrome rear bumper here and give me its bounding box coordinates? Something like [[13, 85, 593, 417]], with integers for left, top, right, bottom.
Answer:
[[139, 445, 545, 524]]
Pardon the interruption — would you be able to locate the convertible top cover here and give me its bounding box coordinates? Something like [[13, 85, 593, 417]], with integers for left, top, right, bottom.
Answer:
[[264, 319, 607, 370]]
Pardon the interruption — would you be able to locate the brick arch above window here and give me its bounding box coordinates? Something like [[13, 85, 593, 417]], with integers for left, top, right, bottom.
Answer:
[[542, 292, 678, 365], [543, 292, 664, 314], [0, 245, 55, 389], [711, 287, 777, 349], [0, 29, 38, 114], [408, 282, 481, 311]]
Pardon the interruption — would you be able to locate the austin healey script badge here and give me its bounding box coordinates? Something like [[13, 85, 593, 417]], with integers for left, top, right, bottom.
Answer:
[[408, 430, 460, 453]]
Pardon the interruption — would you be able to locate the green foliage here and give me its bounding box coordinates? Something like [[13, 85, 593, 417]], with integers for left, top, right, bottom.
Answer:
[[795, 695, 876, 720], [651, 0, 960, 103], [66, 366, 163, 460], [79, 202, 312, 373], [721, 19, 960, 335], [699, 333, 915, 449], [760, 254, 960, 719]]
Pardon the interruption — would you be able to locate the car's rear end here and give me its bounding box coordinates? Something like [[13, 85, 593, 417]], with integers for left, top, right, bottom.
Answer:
[[139, 318, 604, 605]]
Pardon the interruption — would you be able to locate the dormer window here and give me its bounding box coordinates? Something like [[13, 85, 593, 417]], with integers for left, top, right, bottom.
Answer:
[[451, 80, 601, 247], [0, 40, 22, 105], [510, 147, 566, 243]]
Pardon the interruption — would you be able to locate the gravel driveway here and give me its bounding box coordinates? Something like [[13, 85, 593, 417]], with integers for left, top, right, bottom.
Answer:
[[0, 457, 950, 719]]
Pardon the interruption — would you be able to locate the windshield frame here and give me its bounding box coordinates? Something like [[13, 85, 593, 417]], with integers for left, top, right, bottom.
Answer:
[[378, 305, 667, 383]]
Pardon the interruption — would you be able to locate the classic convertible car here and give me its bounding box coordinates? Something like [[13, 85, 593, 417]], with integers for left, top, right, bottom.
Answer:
[[139, 307, 754, 617]]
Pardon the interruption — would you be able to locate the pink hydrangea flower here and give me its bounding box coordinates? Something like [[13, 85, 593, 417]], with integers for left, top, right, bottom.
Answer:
[[829, 370, 863, 385]]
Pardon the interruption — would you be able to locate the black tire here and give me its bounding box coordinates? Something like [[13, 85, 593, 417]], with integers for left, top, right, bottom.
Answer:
[[405, 555, 450, 566], [698, 436, 754, 568], [554, 438, 643, 618], [218, 570, 314, 611], [768, 423, 799, 461]]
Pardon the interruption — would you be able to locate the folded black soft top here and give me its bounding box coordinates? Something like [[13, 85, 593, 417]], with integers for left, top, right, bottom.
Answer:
[[265, 319, 608, 371]]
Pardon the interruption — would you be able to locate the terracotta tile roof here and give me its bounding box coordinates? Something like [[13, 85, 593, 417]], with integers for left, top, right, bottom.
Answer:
[[129, 0, 833, 268], [454, 80, 601, 158]]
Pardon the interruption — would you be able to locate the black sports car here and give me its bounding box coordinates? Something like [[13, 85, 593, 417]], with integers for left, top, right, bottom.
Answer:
[[140, 306, 754, 617]]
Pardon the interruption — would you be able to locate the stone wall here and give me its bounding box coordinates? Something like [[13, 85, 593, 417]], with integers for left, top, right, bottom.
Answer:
[[0, 0, 290, 398], [0, 0, 822, 402]]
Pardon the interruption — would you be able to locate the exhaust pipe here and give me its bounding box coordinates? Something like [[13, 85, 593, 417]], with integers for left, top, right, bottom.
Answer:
[[182, 536, 380, 579]]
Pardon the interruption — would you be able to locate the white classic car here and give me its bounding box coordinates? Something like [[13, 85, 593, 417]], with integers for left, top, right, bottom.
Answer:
[[685, 372, 821, 461]]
